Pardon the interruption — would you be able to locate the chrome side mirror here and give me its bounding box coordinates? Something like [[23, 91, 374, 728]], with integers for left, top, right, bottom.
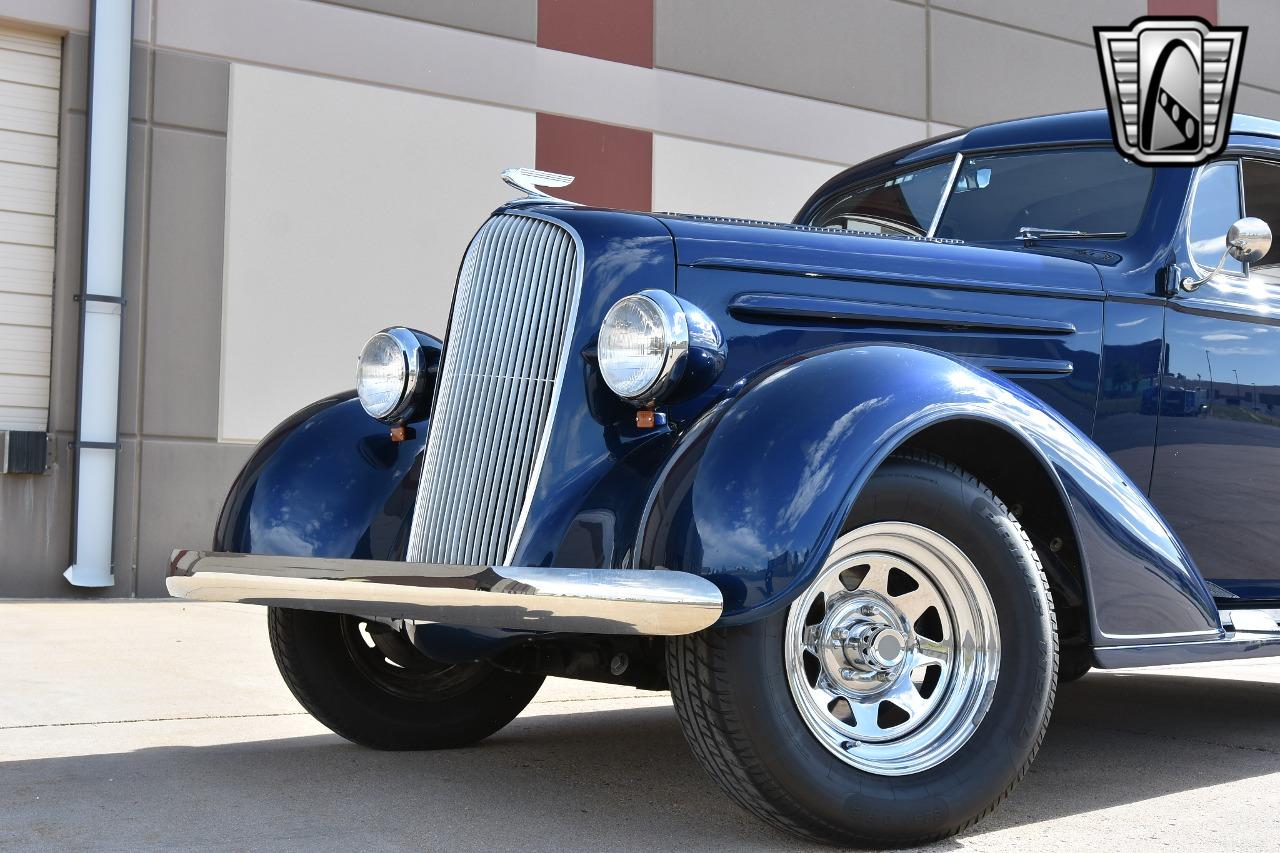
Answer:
[[1182, 217, 1273, 292]]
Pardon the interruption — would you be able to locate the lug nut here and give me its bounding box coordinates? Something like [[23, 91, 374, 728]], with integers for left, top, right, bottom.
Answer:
[[840, 668, 856, 680], [860, 605, 876, 617], [832, 627, 849, 641]]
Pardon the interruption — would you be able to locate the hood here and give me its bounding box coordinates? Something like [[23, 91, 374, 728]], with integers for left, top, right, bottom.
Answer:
[[653, 213, 1105, 296]]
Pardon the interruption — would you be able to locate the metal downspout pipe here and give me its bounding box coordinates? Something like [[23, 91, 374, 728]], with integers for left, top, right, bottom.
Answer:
[[64, 0, 133, 587]]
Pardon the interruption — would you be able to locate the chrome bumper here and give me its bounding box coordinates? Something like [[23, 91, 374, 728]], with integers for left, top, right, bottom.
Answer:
[[167, 550, 723, 636]]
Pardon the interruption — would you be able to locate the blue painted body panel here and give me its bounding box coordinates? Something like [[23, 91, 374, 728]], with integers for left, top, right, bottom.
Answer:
[[214, 111, 1280, 663]]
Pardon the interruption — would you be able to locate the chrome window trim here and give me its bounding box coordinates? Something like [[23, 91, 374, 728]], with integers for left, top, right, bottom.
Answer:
[[1185, 157, 1250, 283], [926, 152, 964, 239], [502, 210, 586, 565]]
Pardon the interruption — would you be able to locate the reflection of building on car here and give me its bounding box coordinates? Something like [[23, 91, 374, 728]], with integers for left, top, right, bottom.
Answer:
[[170, 110, 1280, 847]]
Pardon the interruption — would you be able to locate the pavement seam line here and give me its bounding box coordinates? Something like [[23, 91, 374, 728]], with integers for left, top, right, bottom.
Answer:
[[0, 696, 670, 730], [0, 711, 311, 730]]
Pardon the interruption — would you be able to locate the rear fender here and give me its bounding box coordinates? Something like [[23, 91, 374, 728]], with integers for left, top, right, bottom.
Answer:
[[636, 344, 1220, 645]]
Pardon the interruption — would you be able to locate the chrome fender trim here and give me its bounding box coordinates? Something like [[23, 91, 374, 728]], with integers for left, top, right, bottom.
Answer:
[[167, 550, 723, 637]]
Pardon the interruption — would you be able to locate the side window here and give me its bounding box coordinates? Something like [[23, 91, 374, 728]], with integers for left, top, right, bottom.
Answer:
[[809, 160, 954, 236], [1243, 158, 1280, 270], [1188, 160, 1244, 275]]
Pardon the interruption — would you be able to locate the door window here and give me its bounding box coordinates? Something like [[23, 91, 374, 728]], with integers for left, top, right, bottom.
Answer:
[[1243, 158, 1280, 271], [1187, 160, 1244, 275]]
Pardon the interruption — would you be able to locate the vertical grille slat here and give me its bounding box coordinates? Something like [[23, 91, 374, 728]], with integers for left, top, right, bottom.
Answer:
[[407, 214, 581, 566]]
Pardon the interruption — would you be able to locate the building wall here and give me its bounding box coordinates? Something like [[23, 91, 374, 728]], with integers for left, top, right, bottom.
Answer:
[[0, 0, 1272, 596]]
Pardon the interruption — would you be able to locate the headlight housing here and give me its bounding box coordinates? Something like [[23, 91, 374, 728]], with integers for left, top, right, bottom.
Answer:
[[598, 290, 724, 404], [356, 327, 427, 422]]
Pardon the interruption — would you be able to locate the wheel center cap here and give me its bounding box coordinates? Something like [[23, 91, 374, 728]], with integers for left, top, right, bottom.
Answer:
[[832, 618, 908, 675], [868, 628, 906, 668]]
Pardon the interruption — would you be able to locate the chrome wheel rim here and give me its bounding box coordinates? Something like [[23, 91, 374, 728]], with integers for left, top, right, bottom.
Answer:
[[784, 522, 1001, 776]]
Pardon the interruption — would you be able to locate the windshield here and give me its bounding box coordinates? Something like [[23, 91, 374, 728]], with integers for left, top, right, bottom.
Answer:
[[934, 148, 1153, 242], [809, 147, 1154, 243]]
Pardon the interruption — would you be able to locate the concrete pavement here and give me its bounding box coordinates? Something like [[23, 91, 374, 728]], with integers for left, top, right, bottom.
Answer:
[[1, 601, 1278, 852]]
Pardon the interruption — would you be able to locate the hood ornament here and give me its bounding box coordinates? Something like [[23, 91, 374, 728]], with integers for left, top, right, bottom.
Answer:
[[501, 167, 579, 205]]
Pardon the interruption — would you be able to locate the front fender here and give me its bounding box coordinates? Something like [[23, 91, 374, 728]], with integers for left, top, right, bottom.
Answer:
[[213, 391, 429, 560], [637, 344, 1220, 644]]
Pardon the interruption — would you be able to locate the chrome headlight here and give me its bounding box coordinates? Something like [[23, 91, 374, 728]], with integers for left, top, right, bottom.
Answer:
[[356, 327, 426, 422], [598, 290, 724, 404], [598, 291, 689, 402]]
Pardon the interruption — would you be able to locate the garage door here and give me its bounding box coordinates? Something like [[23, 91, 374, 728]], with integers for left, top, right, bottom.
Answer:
[[0, 26, 59, 431]]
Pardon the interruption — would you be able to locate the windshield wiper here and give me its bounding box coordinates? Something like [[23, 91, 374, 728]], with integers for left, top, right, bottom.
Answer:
[[1017, 226, 1126, 243]]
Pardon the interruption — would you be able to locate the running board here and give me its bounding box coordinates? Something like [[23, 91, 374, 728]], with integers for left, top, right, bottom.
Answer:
[[1095, 608, 1280, 668]]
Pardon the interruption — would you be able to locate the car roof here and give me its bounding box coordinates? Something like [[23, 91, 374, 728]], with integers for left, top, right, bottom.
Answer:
[[798, 109, 1280, 222]]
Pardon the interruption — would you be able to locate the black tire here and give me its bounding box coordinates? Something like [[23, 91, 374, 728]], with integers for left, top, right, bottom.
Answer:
[[268, 607, 543, 750], [667, 452, 1057, 847]]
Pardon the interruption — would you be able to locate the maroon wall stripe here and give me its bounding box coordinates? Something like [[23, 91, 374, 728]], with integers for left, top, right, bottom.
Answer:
[[537, 0, 654, 68], [536, 113, 652, 210], [1147, 0, 1217, 23]]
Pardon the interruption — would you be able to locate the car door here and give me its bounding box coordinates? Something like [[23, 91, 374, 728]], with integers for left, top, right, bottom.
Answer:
[[1149, 155, 1280, 600]]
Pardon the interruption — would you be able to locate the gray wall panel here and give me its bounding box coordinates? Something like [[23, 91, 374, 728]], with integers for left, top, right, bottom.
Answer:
[[48, 110, 84, 437], [153, 50, 229, 132], [1236, 84, 1280, 122], [655, 0, 927, 119], [0, 442, 74, 597], [135, 439, 254, 596], [1221, 0, 1280, 98], [929, 11, 1102, 127], [140, 129, 226, 439], [61, 35, 151, 121], [932, 0, 1145, 46], [117, 122, 149, 438], [310, 0, 536, 41]]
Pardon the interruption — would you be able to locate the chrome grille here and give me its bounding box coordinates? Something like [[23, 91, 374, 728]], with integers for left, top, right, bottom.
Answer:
[[407, 213, 581, 566]]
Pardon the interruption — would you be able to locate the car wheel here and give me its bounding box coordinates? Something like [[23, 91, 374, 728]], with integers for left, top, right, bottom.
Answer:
[[667, 452, 1057, 846], [268, 607, 543, 750]]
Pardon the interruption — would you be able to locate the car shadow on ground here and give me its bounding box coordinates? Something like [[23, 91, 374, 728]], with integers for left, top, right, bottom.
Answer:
[[3, 672, 1278, 851]]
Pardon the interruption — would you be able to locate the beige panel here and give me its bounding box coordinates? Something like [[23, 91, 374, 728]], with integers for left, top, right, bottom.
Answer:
[[0, 24, 57, 433], [0, 290, 49, 326], [652, 135, 846, 223], [0, 31, 61, 59], [0, 40, 59, 87], [0, 159, 55, 214], [220, 64, 535, 442], [0, 371, 47, 407], [0, 127, 55, 165], [0, 78, 59, 135], [0, 242, 53, 294], [0, 208, 52, 245], [0, 323, 48, 374]]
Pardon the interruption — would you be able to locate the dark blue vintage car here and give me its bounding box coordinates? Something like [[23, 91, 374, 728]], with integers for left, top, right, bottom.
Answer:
[[170, 109, 1280, 846]]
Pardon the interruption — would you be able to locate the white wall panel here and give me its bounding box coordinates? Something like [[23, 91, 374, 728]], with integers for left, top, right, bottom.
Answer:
[[0, 25, 58, 433], [652, 135, 846, 224], [220, 64, 535, 442]]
